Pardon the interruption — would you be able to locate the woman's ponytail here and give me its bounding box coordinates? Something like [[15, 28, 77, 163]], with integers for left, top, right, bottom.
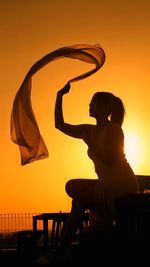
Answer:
[[111, 96, 125, 126]]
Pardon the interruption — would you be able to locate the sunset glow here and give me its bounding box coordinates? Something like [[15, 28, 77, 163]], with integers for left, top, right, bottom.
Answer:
[[0, 0, 150, 213], [124, 132, 141, 169]]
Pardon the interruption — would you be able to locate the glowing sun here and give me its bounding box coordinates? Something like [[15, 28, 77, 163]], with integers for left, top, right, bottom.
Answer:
[[124, 132, 141, 167]]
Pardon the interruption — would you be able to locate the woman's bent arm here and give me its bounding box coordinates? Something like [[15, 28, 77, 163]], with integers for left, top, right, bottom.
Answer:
[[54, 83, 91, 139]]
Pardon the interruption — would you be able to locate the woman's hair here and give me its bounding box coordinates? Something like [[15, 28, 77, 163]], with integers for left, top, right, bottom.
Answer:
[[93, 92, 125, 126]]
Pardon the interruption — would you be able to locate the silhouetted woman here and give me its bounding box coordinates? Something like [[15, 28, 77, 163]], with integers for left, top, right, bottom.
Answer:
[[54, 82, 139, 246], [38, 82, 139, 263]]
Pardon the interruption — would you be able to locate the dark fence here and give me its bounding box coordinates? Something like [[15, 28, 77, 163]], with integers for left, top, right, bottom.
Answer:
[[0, 213, 42, 249]]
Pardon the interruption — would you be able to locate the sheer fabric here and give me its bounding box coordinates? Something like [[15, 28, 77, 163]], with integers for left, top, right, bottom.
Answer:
[[10, 44, 105, 165]]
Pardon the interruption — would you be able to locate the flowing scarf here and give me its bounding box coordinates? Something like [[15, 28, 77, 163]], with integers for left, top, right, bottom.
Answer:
[[10, 44, 105, 165]]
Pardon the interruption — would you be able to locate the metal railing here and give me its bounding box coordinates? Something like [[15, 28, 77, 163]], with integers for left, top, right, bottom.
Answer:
[[0, 213, 42, 249], [0, 212, 89, 250]]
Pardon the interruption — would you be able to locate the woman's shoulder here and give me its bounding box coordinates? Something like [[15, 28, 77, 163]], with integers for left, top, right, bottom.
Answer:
[[81, 124, 95, 142]]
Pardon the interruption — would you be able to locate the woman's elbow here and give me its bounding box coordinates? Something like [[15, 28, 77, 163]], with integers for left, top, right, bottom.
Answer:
[[55, 122, 61, 130], [55, 121, 65, 132], [55, 121, 59, 129]]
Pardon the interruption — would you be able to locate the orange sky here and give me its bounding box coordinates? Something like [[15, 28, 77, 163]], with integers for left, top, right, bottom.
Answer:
[[0, 0, 150, 213]]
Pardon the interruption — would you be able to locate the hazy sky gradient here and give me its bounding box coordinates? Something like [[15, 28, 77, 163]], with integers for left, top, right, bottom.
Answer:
[[1, 0, 150, 213]]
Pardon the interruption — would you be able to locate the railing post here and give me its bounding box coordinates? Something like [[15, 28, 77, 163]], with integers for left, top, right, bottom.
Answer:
[[43, 218, 49, 248]]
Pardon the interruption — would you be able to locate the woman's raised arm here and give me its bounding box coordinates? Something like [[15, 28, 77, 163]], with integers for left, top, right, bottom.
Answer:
[[54, 83, 90, 139]]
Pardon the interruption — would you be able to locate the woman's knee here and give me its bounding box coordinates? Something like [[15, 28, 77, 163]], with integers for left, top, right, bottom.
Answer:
[[65, 179, 76, 197], [65, 178, 97, 198]]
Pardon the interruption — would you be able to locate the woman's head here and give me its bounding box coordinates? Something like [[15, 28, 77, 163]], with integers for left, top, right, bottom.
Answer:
[[89, 92, 125, 126]]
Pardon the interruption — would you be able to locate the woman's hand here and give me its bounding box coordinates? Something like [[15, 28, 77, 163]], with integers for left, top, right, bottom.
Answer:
[[57, 82, 70, 96]]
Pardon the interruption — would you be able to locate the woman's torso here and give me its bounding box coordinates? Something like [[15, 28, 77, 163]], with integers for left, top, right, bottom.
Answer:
[[83, 123, 139, 195]]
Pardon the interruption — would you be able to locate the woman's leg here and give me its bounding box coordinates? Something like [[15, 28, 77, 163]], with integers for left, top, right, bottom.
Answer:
[[61, 185, 97, 248]]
